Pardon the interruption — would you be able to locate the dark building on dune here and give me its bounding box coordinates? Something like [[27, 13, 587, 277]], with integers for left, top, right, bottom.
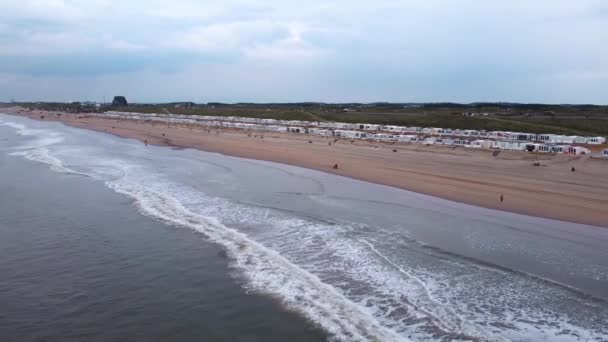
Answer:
[[112, 96, 128, 106]]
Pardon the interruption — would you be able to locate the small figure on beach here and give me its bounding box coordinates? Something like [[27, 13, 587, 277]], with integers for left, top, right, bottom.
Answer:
[[500, 194, 504, 203], [571, 167, 576, 172], [333, 164, 339, 170], [144, 139, 148, 146]]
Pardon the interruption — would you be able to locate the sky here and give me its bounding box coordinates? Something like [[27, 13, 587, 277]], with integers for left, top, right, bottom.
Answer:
[[0, 0, 607, 104]]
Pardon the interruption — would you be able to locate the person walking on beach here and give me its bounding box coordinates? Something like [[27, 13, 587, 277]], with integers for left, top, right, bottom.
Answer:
[[500, 193, 504, 203]]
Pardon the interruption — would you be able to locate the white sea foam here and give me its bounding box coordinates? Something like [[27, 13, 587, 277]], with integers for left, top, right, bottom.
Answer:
[[10, 147, 73, 174], [105, 178, 409, 342], [1, 120, 71, 172], [1, 121, 64, 147]]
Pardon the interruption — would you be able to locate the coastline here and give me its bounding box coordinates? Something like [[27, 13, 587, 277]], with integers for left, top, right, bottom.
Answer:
[[4, 107, 608, 227]]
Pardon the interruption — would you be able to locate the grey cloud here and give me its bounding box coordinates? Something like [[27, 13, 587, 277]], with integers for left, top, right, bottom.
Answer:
[[0, 0, 607, 103]]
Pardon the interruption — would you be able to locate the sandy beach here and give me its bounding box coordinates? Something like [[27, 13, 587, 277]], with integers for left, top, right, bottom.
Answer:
[[4, 107, 608, 227]]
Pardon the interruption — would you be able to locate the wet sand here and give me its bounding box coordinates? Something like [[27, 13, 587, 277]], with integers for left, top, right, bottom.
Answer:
[[5, 107, 608, 227]]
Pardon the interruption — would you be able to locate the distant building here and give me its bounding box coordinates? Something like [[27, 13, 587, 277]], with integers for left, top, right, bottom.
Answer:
[[566, 146, 591, 155], [587, 137, 606, 145], [112, 96, 128, 106], [172, 102, 195, 109]]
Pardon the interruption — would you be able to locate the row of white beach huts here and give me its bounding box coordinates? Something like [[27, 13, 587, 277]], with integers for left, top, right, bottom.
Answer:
[[97, 111, 608, 157]]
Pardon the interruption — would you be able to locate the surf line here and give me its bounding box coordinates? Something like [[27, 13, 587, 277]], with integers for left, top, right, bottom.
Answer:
[[358, 238, 506, 341]]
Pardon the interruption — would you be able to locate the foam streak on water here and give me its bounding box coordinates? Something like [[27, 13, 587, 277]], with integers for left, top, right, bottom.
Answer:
[[2, 114, 608, 342]]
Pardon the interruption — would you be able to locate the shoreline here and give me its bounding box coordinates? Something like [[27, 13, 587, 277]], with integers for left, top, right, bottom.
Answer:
[[3, 107, 608, 227]]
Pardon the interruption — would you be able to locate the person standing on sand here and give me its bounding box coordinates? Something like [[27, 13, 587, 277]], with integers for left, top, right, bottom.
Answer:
[[500, 194, 504, 203]]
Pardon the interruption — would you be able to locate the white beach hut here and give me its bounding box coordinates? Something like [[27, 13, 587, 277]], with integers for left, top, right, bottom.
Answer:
[[362, 124, 381, 131], [493, 141, 508, 150], [587, 137, 606, 145], [398, 135, 419, 143], [470, 140, 485, 148], [536, 144, 551, 153], [515, 133, 536, 142], [453, 129, 464, 137], [497, 141, 526, 151], [396, 135, 409, 142], [268, 125, 286, 132], [566, 146, 591, 155], [383, 125, 403, 133], [429, 128, 442, 135], [453, 139, 471, 146], [288, 127, 304, 133], [480, 140, 494, 149]]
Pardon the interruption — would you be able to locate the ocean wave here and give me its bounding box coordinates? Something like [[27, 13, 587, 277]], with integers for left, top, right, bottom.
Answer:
[[106, 179, 408, 342]]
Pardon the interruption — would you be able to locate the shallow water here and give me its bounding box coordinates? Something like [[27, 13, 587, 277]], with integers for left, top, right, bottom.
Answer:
[[1, 113, 607, 341]]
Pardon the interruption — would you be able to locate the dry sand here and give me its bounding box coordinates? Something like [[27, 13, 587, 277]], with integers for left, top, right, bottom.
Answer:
[[5, 107, 608, 227]]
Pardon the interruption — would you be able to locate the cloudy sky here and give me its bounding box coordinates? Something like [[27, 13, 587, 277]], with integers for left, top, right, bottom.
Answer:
[[1, 0, 607, 103]]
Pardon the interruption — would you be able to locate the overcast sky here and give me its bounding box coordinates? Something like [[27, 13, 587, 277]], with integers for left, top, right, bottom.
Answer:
[[1, 0, 607, 103]]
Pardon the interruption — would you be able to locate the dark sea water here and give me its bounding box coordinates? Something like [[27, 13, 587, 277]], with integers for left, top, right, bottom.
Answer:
[[1, 113, 608, 342], [0, 122, 327, 342]]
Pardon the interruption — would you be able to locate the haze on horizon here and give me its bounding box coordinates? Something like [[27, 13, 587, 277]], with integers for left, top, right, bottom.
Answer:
[[1, 0, 607, 104]]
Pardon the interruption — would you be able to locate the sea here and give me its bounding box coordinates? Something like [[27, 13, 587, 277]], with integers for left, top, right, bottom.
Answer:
[[1, 113, 607, 342]]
